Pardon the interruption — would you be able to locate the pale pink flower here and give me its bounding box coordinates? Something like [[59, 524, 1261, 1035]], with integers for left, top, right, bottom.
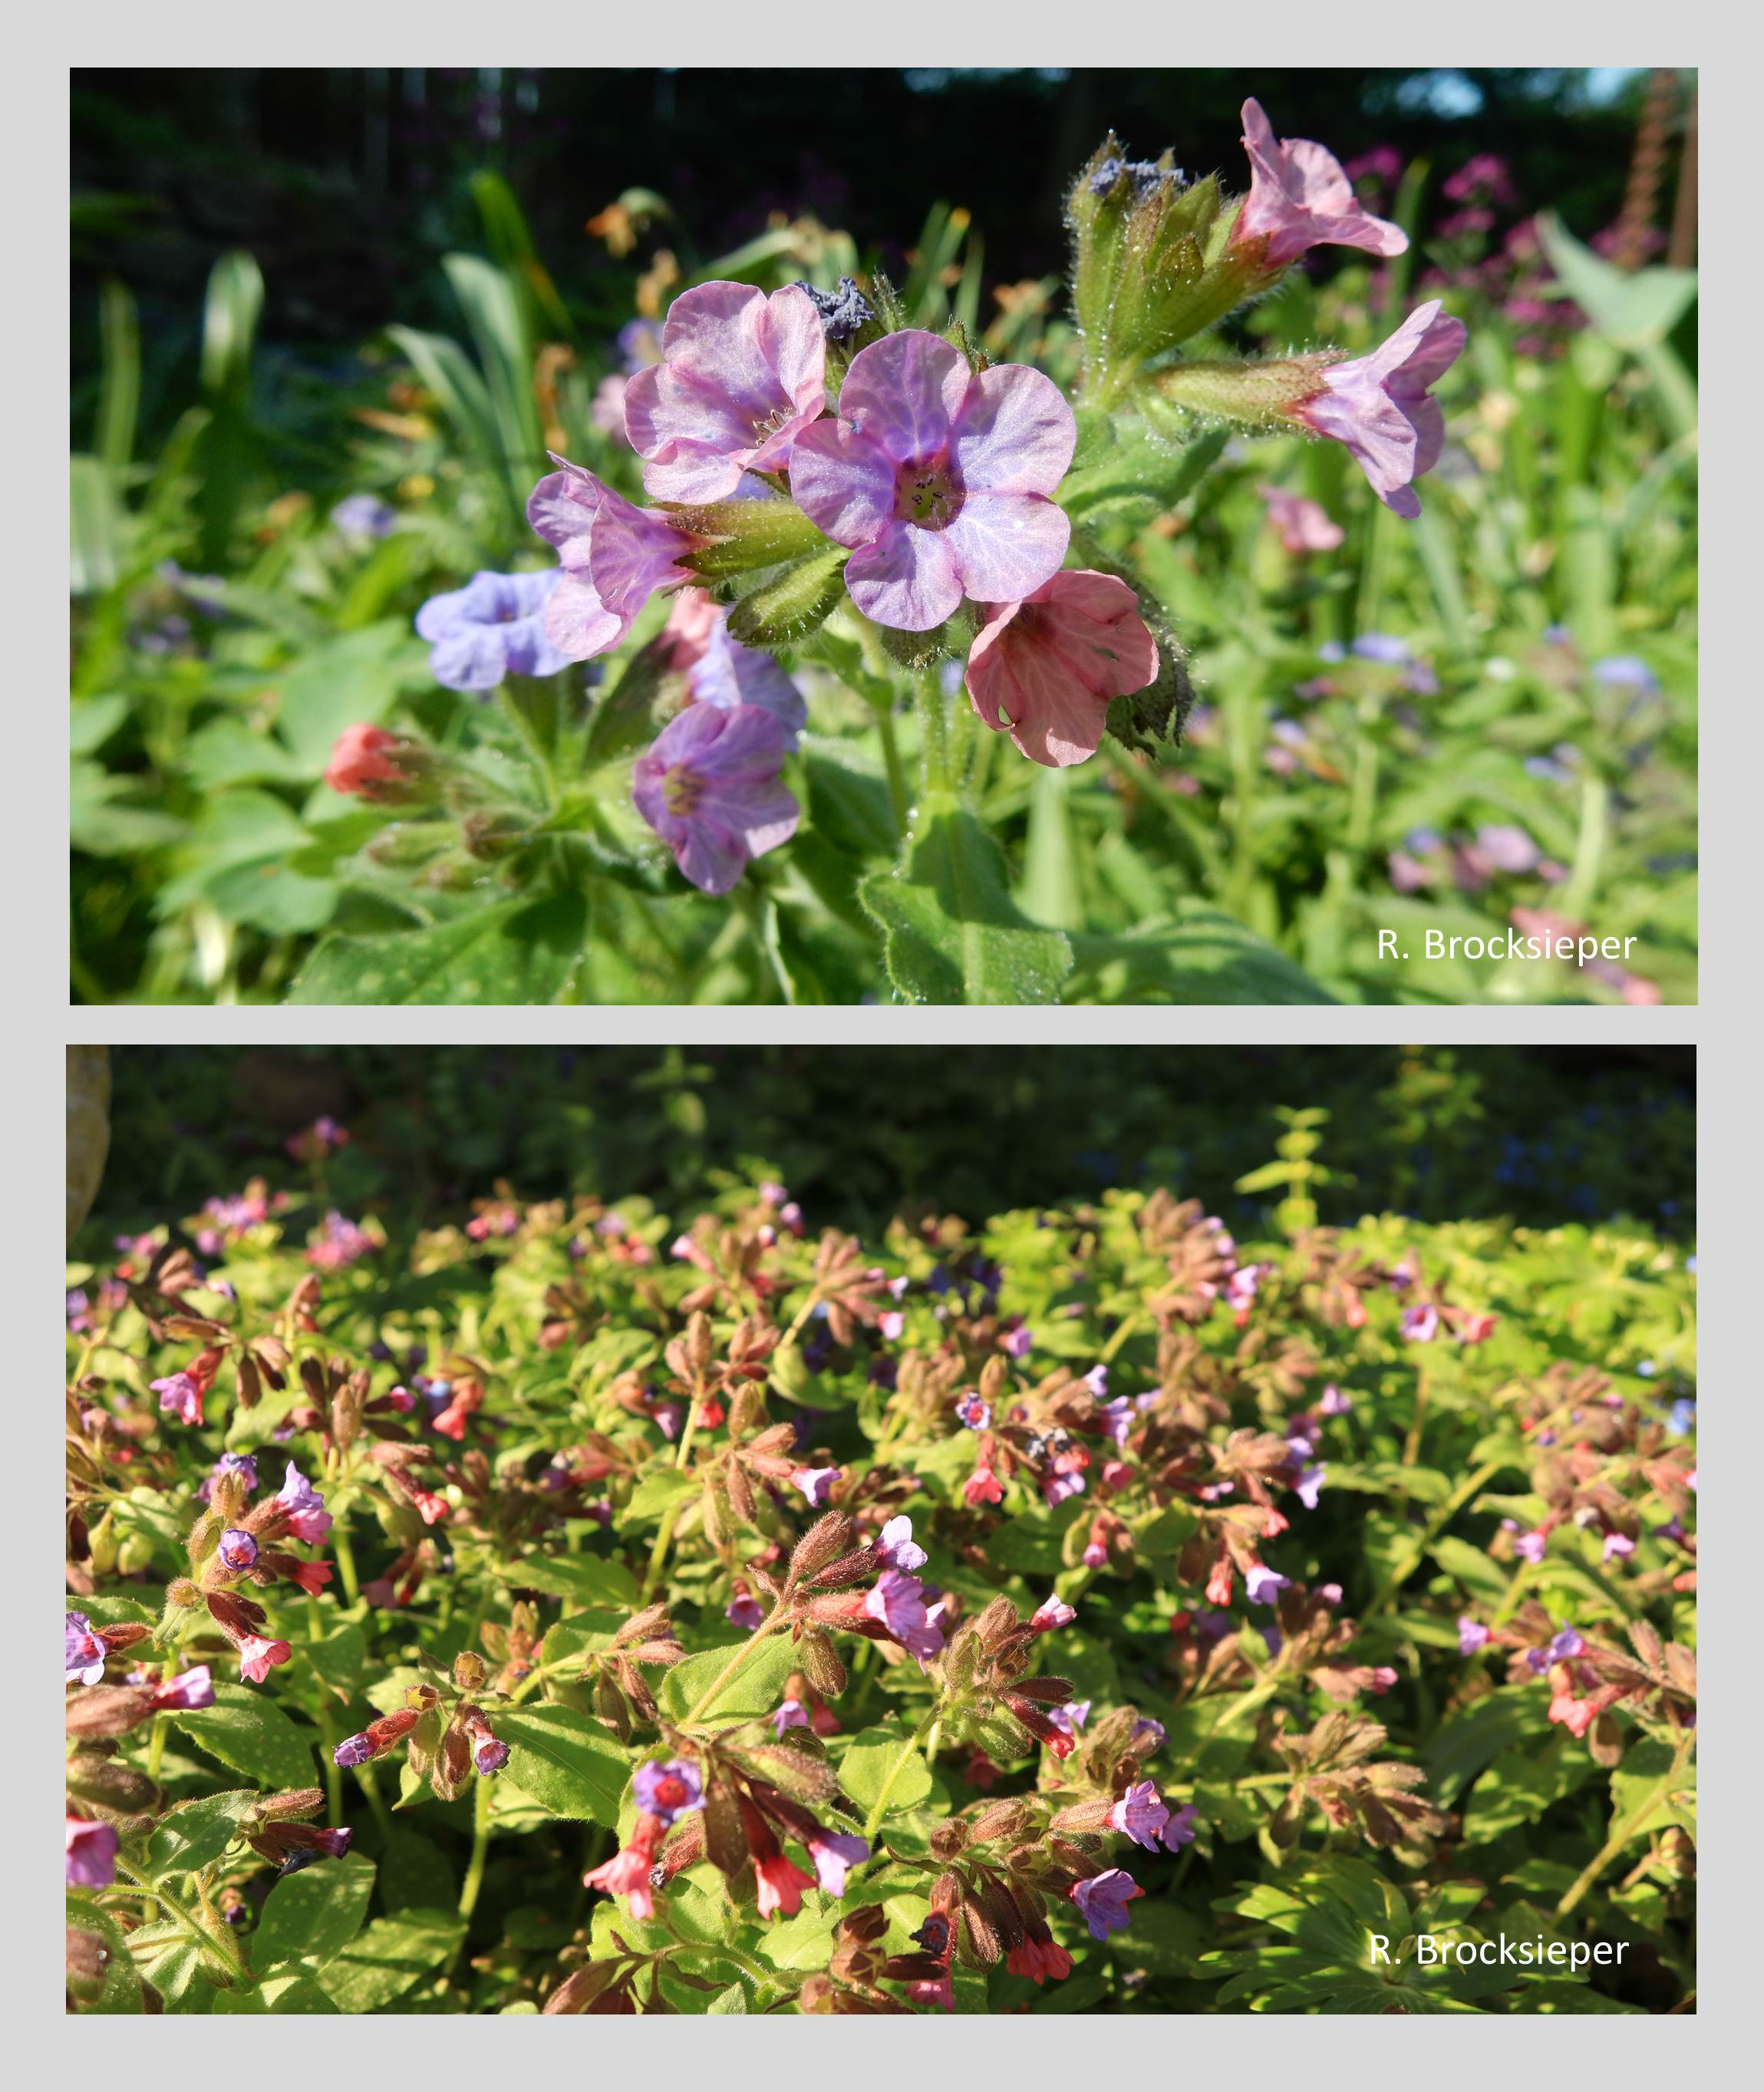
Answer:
[[791, 330, 1073, 631], [624, 282, 827, 502], [1295, 302, 1467, 519], [1234, 99, 1408, 270], [1258, 484, 1344, 554], [965, 569, 1158, 769]]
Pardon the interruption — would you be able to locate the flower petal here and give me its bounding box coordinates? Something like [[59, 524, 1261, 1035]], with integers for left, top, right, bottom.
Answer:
[[951, 363, 1077, 495], [789, 421, 897, 546], [844, 521, 962, 631], [837, 328, 970, 464], [942, 492, 1070, 605]]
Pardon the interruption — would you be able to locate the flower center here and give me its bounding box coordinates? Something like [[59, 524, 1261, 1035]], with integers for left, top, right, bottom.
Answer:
[[893, 454, 962, 531], [654, 1774, 689, 1809], [751, 404, 794, 443], [661, 764, 704, 817]]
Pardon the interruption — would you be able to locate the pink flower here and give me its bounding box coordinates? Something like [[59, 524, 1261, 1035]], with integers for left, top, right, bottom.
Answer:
[[631, 703, 800, 896], [806, 1829, 871, 1896], [1233, 99, 1408, 271], [863, 1569, 945, 1661], [756, 1850, 817, 1920], [1547, 1687, 1598, 1739], [325, 723, 413, 799], [964, 569, 1159, 769], [152, 1371, 205, 1427], [791, 330, 1073, 631], [792, 1465, 843, 1509], [584, 1832, 661, 1920], [527, 457, 695, 660], [1401, 1304, 1440, 1343], [66, 1816, 119, 1888], [1030, 1594, 1077, 1634], [964, 1463, 1004, 1506], [236, 1635, 292, 1685], [277, 1464, 332, 1545], [1258, 484, 1344, 554], [1294, 301, 1466, 520], [624, 282, 826, 502]]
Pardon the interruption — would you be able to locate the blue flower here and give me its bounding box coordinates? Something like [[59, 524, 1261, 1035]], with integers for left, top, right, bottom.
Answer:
[[415, 569, 573, 693]]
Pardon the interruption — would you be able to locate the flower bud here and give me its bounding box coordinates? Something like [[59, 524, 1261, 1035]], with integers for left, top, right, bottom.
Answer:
[[725, 545, 849, 650]]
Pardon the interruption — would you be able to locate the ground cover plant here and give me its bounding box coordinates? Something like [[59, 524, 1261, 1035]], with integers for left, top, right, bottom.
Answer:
[[67, 1107, 1697, 2011], [71, 71, 1696, 1005]]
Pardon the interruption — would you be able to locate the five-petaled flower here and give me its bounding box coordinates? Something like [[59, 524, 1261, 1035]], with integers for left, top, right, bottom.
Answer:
[[792, 329, 1075, 631], [1232, 99, 1408, 271], [415, 569, 573, 693], [965, 569, 1159, 770], [1295, 302, 1467, 520], [1071, 1868, 1145, 1942], [632, 703, 800, 897], [624, 282, 827, 502]]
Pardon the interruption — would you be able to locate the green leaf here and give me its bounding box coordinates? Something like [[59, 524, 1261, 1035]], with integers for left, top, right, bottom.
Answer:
[[859, 809, 1073, 1005], [147, 1789, 258, 1876], [319, 1909, 465, 2012], [660, 1635, 800, 1724], [1067, 905, 1333, 1005], [497, 1553, 639, 1605], [254, 1853, 376, 1968], [622, 1467, 702, 1522], [496, 1704, 630, 1823], [836, 1726, 933, 1816], [287, 893, 587, 1005], [213, 1968, 341, 2014], [271, 622, 424, 773], [171, 1683, 316, 1791]]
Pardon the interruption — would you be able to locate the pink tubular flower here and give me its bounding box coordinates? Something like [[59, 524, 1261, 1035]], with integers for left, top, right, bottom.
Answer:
[[964, 569, 1159, 769], [1233, 99, 1408, 271], [584, 1823, 663, 1920], [1258, 484, 1344, 554], [1294, 301, 1467, 520], [964, 1463, 1004, 1506], [325, 723, 412, 800], [756, 1850, 818, 1920], [277, 1464, 333, 1545], [527, 457, 696, 659], [791, 330, 1073, 631], [623, 282, 826, 501], [792, 1466, 844, 1510], [67, 1816, 119, 1888], [1007, 1939, 1074, 1985], [631, 702, 800, 896], [236, 1635, 293, 1685], [1030, 1594, 1077, 1634]]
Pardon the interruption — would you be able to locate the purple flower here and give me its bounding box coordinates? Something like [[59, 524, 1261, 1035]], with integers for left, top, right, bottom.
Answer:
[[633, 1758, 705, 1827], [1457, 1618, 1491, 1655], [277, 1463, 332, 1545], [1000, 1322, 1033, 1359], [218, 1529, 259, 1573], [1101, 1396, 1135, 1447], [1296, 301, 1467, 519], [862, 1569, 945, 1660], [1107, 1780, 1172, 1849], [415, 569, 572, 692], [152, 1372, 203, 1427], [527, 457, 695, 661], [1047, 1698, 1091, 1739], [1319, 1384, 1352, 1417], [66, 1612, 107, 1686], [1592, 655, 1660, 695], [66, 1817, 119, 1889], [726, 1592, 765, 1632], [1162, 1803, 1199, 1850], [155, 1666, 216, 1712], [772, 1699, 813, 1739], [1401, 1304, 1440, 1343], [1245, 1565, 1290, 1605], [331, 493, 397, 542], [1604, 1532, 1636, 1563], [1043, 1470, 1086, 1508], [806, 1828, 872, 1896], [1294, 1464, 1327, 1511], [791, 329, 1073, 631], [1129, 1716, 1166, 1756], [623, 282, 827, 501], [473, 1735, 510, 1776], [661, 590, 808, 741], [1525, 1625, 1585, 1675], [792, 1466, 843, 1509], [1514, 1528, 1548, 1566], [875, 1515, 928, 1572], [631, 703, 800, 896], [333, 1733, 374, 1768], [1070, 1868, 1143, 1942], [199, 1451, 259, 1504], [955, 1391, 991, 1430]]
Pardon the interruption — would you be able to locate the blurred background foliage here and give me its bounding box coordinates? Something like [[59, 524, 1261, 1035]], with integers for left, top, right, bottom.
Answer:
[[71, 68, 1696, 1005], [87, 1044, 1695, 1249]]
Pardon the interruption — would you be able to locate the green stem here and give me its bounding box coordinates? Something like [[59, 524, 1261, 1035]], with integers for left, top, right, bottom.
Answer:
[[917, 673, 952, 797], [333, 1526, 361, 1606], [354, 1757, 396, 1838], [1363, 1457, 1507, 1617], [644, 1401, 705, 1599], [458, 1773, 495, 1919], [116, 1859, 251, 1984], [1554, 1731, 1694, 1919], [862, 1711, 941, 1841], [873, 695, 909, 833]]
